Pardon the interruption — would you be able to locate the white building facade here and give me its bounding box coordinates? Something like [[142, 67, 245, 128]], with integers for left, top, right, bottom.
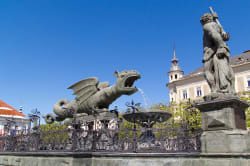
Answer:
[[0, 100, 30, 135]]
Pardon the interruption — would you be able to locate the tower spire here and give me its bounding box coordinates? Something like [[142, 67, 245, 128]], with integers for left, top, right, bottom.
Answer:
[[170, 44, 179, 70], [171, 43, 179, 64], [168, 43, 183, 83], [173, 42, 176, 59]]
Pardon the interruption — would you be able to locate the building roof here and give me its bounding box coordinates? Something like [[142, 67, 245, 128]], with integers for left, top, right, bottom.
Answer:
[[179, 51, 250, 81], [0, 100, 25, 118]]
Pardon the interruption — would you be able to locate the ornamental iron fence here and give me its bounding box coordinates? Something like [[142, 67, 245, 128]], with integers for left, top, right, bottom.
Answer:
[[0, 118, 202, 153], [0, 102, 202, 153]]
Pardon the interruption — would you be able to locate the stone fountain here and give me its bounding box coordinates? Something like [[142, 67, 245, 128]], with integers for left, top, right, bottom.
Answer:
[[123, 102, 172, 143]]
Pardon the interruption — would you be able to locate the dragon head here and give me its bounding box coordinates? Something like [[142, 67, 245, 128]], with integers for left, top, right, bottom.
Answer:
[[114, 70, 140, 95]]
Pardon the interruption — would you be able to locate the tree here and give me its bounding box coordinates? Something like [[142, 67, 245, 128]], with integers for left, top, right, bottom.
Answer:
[[150, 101, 201, 129], [239, 91, 250, 129], [39, 122, 68, 149]]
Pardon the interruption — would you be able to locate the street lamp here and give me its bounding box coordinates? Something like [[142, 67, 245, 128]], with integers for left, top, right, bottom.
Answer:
[[28, 108, 41, 131]]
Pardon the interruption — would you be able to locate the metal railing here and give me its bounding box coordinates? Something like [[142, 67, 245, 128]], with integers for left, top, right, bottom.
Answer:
[[0, 119, 202, 153]]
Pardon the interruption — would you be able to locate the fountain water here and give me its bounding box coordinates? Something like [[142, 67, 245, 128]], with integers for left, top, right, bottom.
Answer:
[[138, 88, 149, 109]]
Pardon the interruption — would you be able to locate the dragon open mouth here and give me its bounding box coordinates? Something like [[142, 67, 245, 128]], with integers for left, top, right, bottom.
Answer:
[[124, 75, 140, 88]]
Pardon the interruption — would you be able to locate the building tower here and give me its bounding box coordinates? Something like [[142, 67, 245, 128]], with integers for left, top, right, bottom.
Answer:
[[167, 46, 184, 102], [168, 46, 183, 83]]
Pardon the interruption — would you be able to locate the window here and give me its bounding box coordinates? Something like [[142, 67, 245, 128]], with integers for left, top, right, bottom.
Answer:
[[170, 93, 174, 102], [175, 74, 178, 79], [196, 87, 202, 97], [247, 76, 250, 87], [170, 75, 173, 80], [182, 89, 188, 99]]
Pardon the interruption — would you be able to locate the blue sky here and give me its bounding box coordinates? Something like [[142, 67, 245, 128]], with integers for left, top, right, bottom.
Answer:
[[0, 0, 249, 121]]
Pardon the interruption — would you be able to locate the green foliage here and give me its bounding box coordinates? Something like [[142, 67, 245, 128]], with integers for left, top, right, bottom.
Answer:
[[239, 91, 250, 129], [118, 118, 142, 141], [150, 101, 201, 128], [39, 122, 68, 145]]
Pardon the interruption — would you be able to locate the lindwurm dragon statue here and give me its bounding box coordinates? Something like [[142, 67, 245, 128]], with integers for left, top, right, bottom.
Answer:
[[43, 70, 140, 124]]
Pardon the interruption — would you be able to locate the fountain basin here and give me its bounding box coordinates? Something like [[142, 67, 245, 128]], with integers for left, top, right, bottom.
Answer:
[[122, 108, 172, 143], [123, 108, 172, 125]]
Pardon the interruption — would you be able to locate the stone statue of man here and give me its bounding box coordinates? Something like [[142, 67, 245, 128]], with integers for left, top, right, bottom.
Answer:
[[200, 12, 235, 97]]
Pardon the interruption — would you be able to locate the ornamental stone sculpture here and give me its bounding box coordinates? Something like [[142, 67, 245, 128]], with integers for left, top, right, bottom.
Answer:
[[43, 70, 140, 124], [200, 7, 235, 99]]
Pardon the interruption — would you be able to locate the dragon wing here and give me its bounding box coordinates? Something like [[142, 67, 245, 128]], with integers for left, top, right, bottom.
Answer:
[[97, 82, 109, 90], [68, 77, 99, 105]]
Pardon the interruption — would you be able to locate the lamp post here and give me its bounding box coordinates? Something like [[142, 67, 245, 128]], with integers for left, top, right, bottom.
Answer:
[[28, 108, 41, 131]]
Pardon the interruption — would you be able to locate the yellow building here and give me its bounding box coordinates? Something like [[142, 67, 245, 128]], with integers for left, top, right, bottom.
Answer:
[[166, 50, 250, 103]]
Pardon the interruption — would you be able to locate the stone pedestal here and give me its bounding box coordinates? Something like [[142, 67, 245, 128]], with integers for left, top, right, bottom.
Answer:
[[74, 110, 119, 123], [200, 129, 249, 153], [195, 96, 249, 153]]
